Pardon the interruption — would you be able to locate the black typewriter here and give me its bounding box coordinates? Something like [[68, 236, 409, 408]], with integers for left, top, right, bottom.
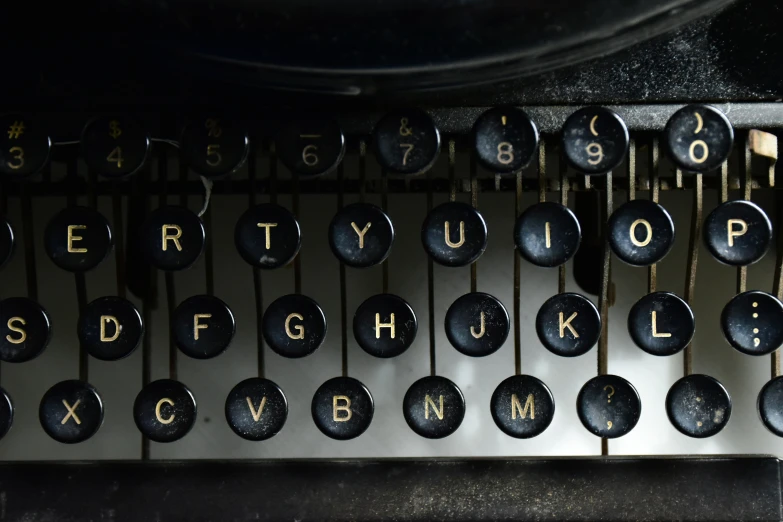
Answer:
[[1, 0, 783, 520]]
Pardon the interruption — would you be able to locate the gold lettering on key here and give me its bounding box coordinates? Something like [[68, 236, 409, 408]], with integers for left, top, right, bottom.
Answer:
[[375, 313, 395, 339], [727, 219, 748, 247], [511, 393, 535, 420], [425, 395, 444, 420], [558, 312, 579, 339], [61, 399, 82, 425], [67, 225, 88, 253], [6, 317, 26, 344], [545, 222, 551, 249], [351, 222, 372, 249], [470, 312, 486, 339], [100, 315, 120, 342], [193, 314, 211, 340], [256, 223, 278, 249], [285, 313, 305, 339], [333, 395, 352, 422], [155, 398, 175, 424], [629, 219, 652, 247], [444, 221, 465, 248], [651, 311, 671, 338], [246, 396, 267, 421], [162, 225, 183, 251]]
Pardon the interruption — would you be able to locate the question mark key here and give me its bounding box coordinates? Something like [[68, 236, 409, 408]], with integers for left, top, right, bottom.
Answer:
[[576, 375, 641, 439]]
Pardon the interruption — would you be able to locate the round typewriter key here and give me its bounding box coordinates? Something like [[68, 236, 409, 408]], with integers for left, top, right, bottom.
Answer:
[[141, 206, 205, 271], [0, 218, 14, 269], [172, 295, 235, 359], [235, 203, 300, 270], [562, 106, 629, 175], [577, 375, 640, 438], [225, 378, 288, 441], [514, 202, 581, 267], [664, 104, 734, 173], [353, 294, 416, 358], [403, 376, 465, 439], [608, 199, 675, 266], [180, 117, 249, 178], [758, 377, 783, 437], [0, 297, 51, 363], [262, 294, 327, 358], [628, 292, 694, 356], [0, 114, 51, 180], [422, 201, 487, 267], [311, 377, 373, 440], [277, 119, 345, 177], [666, 374, 731, 438], [82, 116, 150, 178], [373, 109, 440, 176], [329, 202, 394, 268], [44, 206, 113, 272], [721, 290, 783, 356], [473, 107, 539, 174], [39, 380, 103, 444], [445, 292, 509, 357], [77, 296, 143, 361], [704, 200, 772, 266], [490, 375, 554, 438], [536, 293, 600, 357], [134, 379, 197, 443], [0, 388, 13, 440]]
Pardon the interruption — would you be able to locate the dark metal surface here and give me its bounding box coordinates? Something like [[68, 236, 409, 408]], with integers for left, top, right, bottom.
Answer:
[[0, 458, 778, 521]]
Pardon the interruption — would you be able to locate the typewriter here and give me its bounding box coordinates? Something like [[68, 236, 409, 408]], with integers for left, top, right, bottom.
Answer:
[[1, 0, 783, 520]]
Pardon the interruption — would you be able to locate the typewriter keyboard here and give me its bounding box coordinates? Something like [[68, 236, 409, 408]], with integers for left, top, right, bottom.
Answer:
[[0, 104, 781, 460]]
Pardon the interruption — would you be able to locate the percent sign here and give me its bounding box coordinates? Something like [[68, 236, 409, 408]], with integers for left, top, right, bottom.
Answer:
[[206, 119, 223, 138]]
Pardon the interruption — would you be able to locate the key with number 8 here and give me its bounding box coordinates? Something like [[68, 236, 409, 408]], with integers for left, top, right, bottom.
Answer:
[[473, 107, 539, 175], [664, 104, 734, 173]]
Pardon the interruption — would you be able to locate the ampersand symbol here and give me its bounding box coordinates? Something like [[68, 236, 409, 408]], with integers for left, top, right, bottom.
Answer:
[[399, 118, 413, 137]]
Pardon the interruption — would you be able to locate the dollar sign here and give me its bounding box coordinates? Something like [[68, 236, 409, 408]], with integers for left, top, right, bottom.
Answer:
[[109, 120, 122, 140]]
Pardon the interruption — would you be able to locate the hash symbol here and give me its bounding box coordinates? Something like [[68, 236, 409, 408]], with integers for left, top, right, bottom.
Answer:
[[7, 121, 24, 140]]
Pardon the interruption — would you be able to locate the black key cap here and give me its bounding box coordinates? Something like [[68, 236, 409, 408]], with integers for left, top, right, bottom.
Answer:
[[373, 109, 440, 176], [472, 107, 539, 175], [628, 292, 694, 356], [39, 380, 103, 444], [262, 294, 327, 358], [44, 206, 113, 272], [536, 293, 600, 357], [514, 202, 581, 267], [666, 374, 731, 438], [225, 378, 288, 441], [172, 295, 235, 359], [276, 119, 345, 177], [329, 202, 394, 268], [141, 206, 206, 271], [180, 117, 249, 178], [490, 375, 554, 439], [577, 375, 641, 438], [77, 296, 143, 361], [664, 104, 734, 173], [704, 200, 772, 266], [562, 106, 629, 175], [353, 294, 417, 358], [0, 297, 51, 362], [0, 387, 13, 440], [311, 377, 373, 440], [421, 201, 487, 267], [758, 376, 783, 437], [235, 203, 301, 270], [445, 292, 509, 357], [82, 116, 150, 178], [608, 199, 675, 266], [403, 376, 465, 439], [0, 217, 14, 269], [0, 114, 51, 180], [721, 290, 783, 356], [134, 379, 197, 443]]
